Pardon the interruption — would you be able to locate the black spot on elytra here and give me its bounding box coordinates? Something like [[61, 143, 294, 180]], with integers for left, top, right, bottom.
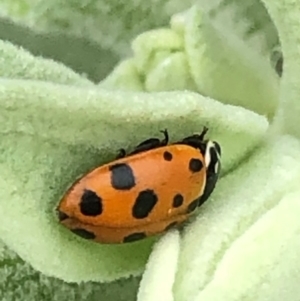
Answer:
[[123, 232, 147, 243], [132, 189, 158, 219], [187, 198, 199, 213], [165, 221, 178, 231], [80, 189, 103, 216], [58, 211, 69, 221], [109, 163, 136, 190], [189, 158, 203, 173], [163, 151, 173, 161], [71, 228, 96, 240], [172, 194, 184, 208]]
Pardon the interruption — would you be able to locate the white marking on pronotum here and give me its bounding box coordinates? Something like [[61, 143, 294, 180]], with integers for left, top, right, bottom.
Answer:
[[204, 141, 214, 168]]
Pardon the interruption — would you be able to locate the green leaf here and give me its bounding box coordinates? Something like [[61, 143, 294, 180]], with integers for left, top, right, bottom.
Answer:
[[207, 0, 279, 55], [0, 0, 197, 57], [0, 16, 119, 82], [0, 39, 91, 85], [138, 135, 300, 300], [137, 231, 180, 301], [0, 70, 267, 282], [180, 6, 279, 119], [101, 6, 279, 120], [0, 242, 140, 301], [261, 0, 300, 139]]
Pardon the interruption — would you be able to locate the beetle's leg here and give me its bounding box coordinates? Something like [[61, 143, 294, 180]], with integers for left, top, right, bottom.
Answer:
[[160, 129, 169, 145], [198, 126, 209, 140]]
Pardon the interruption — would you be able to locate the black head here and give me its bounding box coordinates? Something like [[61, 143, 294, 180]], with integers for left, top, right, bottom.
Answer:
[[174, 128, 221, 206], [198, 140, 221, 206]]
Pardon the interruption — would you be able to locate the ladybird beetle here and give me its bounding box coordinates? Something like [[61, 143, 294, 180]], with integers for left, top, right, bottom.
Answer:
[[57, 127, 221, 244]]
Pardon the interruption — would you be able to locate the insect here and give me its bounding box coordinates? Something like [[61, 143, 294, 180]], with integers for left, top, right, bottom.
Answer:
[[57, 127, 221, 244]]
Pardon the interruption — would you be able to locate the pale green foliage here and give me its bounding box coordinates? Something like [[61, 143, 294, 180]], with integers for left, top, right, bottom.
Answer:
[[0, 241, 140, 301], [0, 0, 278, 57], [0, 0, 300, 300]]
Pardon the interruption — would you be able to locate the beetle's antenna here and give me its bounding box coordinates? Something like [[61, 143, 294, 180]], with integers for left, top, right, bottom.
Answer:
[[199, 126, 209, 141]]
